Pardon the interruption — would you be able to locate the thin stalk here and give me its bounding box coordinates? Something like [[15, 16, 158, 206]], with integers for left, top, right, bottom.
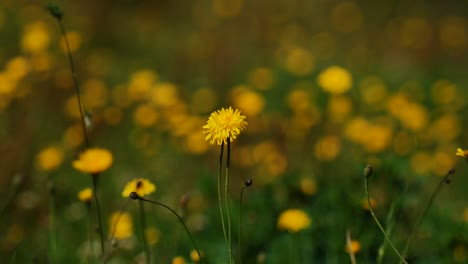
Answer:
[[138, 200, 150, 264], [346, 230, 357, 264], [377, 200, 398, 264], [365, 177, 408, 264], [225, 139, 233, 263], [92, 175, 105, 254], [86, 202, 94, 264], [238, 184, 249, 264], [400, 169, 454, 262], [218, 143, 229, 256], [132, 194, 205, 264]]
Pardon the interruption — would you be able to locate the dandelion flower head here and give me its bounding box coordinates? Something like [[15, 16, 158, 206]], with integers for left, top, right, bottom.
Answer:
[[122, 178, 156, 198], [456, 148, 468, 159], [277, 208, 311, 233], [77, 188, 93, 203], [203, 107, 247, 145], [72, 148, 113, 174], [345, 239, 361, 254]]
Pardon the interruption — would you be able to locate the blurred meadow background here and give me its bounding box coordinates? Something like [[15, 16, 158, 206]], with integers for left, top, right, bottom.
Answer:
[[1, 0, 468, 263]]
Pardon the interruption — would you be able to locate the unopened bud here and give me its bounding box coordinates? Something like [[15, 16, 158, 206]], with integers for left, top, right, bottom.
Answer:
[[130, 192, 139, 200], [46, 3, 63, 20], [244, 179, 253, 187], [364, 165, 373, 179]]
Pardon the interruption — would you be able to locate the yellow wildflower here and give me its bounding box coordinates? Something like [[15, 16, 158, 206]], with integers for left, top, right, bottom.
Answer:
[[456, 148, 468, 159], [77, 188, 93, 203], [190, 249, 203, 262], [172, 256, 186, 264], [203, 107, 247, 145], [109, 211, 133, 240], [317, 66, 352, 94], [277, 209, 311, 233], [121, 178, 156, 198], [72, 148, 113, 174], [345, 239, 361, 254], [36, 146, 64, 172]]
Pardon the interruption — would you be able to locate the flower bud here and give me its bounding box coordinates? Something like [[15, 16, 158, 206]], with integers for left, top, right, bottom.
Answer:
[[364, 165, 373, 179]]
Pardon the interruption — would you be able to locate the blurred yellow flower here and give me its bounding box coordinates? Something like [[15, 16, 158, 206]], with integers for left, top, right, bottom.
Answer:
[[133, 103, 159, 127], [231, 86, 265, 116], [72, 148, 113, 174], [317, 66, 352, 94], [172, 256, 186, 264], [300, 177, 317, 196], [77, 188, 93, 203], [277, 209, 311, 233], [21, 21, 50, 53], [36, 146, 64, 172], [314, 135, 341, 160], [145, 227, 161, 245], [121, 178, 156, 198], [345, 239, 361, 254], [362, 197, 376, 210], [456, 148, 468, 159], [284, 47, 315, 76], [109, 211, 133, 240], [190, 249, 203, 262], [59, 31, 81, 53], [203, 107, 247, 145]]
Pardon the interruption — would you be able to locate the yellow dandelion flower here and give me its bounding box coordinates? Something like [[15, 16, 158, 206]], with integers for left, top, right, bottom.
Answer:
[[345, 239, 361, 254], [190, 249, 203, 262], [277, 209, 311, 233], [172, 256, 186, 264], [121, 178, 156, 198], [456, 148, 468, 159], [109, 211, 133, 240], [77, 188, 93, 203], [36, 146, 64, 172], [203, 107, 248, 145], [317, 66, 352, 94], [72, 148, 113, 174]]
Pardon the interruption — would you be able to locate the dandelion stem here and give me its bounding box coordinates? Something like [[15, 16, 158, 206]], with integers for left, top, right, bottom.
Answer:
[[138, 200, 150, 264], [218, 143, 230, 259], [131, 193, 205, 264], [225, 139, 233, 264], [86, 202, 94, 264], [365, 177, 408, 264], [400, 168, 455, 263], [92, 175, 105, 255], [346, 230, 357, 264], [238, 182, 250, 264]]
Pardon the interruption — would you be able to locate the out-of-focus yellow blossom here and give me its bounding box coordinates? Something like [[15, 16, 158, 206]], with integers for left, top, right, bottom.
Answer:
[[277, 209, 311, 233], [456, 148, 468, 160], [77, 188, 93, 203], [144, 227, 160, 245], [359, 76, 387, 105], [433, 151, 456, 176], [121, 178, 156, 198], [190, 87, 217, 113], [300, 177, 317, 196], [362, 198, 376, 210], [82, 79, 108, 109], [21, 21, 50, 53], [103, 106, 123, 125], [203, 107, 247, 145], [331, 1, 363, 33], [431, 80, 457, 104], [398, 103, 428, 131], [249, 67, 274, 90], [152, 82, 179, 107], [64, 95, 81, 119], [185, 132, 209, 154], [6, 56, 30, 81], [231, 86, 265, 116], [63, 123, 84, 148], [411, 151, 433, 175], [0, 72, 16, 95], [429, 115, 460, 142], [172, 256, 186, 264], [30, 52, 53, 72], [439, 16, 467, 54], [133, 104, 159, 127], [109, 211, 133, 240], [317, 66, 352, 94], [59, 31, 81, 53], [287, 89, 311, 113], [127, 69, 157, 102], [362, 124, 393, 153], [36, 146, 64, 171], [284, 47, 315, 76], [212, 0, 243, 18], [345, 239, 361, 254], [314, 135, 341, 161], [328, 95, 352, 123], [72, 148, 113, 174], [190, 249, 203, 262]]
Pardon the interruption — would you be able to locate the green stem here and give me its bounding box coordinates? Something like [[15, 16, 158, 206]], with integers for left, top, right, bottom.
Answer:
[[225, 139, 233, 264], [365, 177, 408, 264], [346, 230, 357, 264], [218, 143, 229, 258], [48, 182, 57, 263], [86, 203, 94, 264], [139, 200, 150, 264], [134, 195, 205, 264], [92, 175, 105, 255], [238, 185, 248, 264], [400, 169, 454, 262]]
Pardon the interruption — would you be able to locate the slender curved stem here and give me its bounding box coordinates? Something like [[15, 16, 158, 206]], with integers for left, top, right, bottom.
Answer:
[[238, 185, 248, 264], [217, 143, 230, 258], [365, 177, 408, 264], [346, 229, 357, 264], [134, 195, 205, 264], [400, 169, 454, 262], [92, 175, 105, 254], [225, 139, 233, 263], [138, 200, 150, 264]]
